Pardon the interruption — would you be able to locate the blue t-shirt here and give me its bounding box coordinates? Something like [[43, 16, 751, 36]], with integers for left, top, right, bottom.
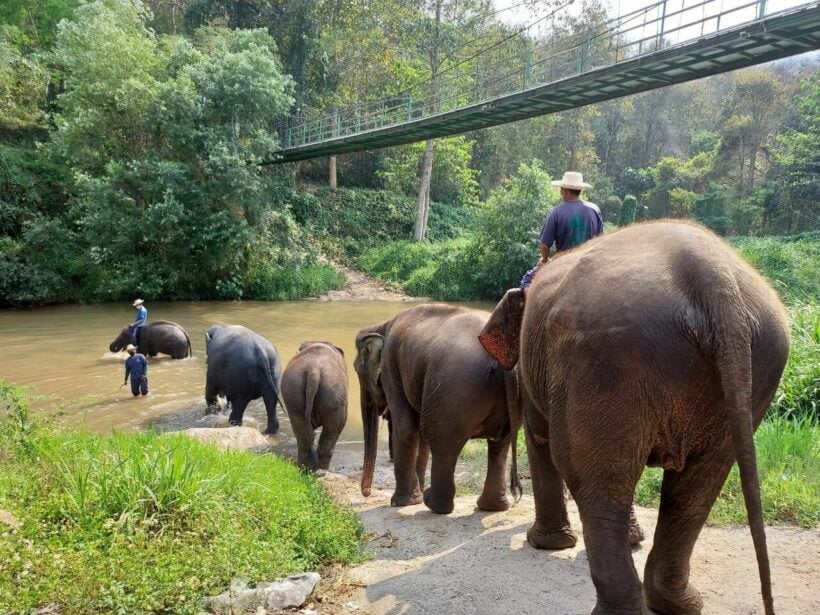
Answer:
[[134, 306, 148, 328], [125, 354, 148, 380], [540, 200, 604, 252]]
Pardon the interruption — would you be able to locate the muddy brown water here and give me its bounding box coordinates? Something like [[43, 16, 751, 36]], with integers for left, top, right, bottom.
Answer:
[[0, 300, 489, 451]]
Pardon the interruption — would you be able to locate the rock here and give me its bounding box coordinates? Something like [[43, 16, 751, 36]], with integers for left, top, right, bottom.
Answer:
[[0, 509, 21, 529], [195, 412, 260, 430], [343, 601, 359, 611], [176, 426, 270, 451], [202, 573, 321, 614]]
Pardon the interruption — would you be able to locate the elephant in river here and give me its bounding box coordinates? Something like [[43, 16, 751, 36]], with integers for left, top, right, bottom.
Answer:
[[479, 221, 788, 615], [109, 320, 191, 359], [281, 341, 348, 471], [204, 324, 287, 434], [355, 303, 522, 515]]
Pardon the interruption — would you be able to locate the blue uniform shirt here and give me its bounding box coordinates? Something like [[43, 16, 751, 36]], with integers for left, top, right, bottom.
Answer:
[[125, 353, 148, 381], [134, 306, 148, 328], [540, 199, 604, 252]]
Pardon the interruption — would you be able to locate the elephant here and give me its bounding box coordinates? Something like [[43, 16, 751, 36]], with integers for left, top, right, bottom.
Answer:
[[479, 221, 789, 615], [109, 320, 191, 359], [355, 303, 522, 515], [204, 324, 287, 434], [281, 341, 348, 471]]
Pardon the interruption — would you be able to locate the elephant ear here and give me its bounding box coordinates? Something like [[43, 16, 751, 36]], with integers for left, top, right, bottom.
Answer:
[[479, 287, 525, 370], [333, 345, 345, 357], [361, 334, 384, 392]]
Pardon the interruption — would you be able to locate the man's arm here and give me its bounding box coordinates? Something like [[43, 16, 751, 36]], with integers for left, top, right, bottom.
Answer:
[[124, 359, 131, 384], [540, 242, 550, 264]]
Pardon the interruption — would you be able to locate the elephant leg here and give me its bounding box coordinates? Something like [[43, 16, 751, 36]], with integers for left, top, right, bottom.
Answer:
[[390, 398, 423, 507], [476, 438, 511, 512], [262, 389, 280, 435], [316, 425, 341, 471], [205, 380, 220, 413], [291, 413, 318, 471], [416, 436, 429, 492], [644, 446, 734, 615], [629, 505, 645, 546], [524, 405, 577, 550], [227, 397, 249, 427], [423, 437, 465, 514], [577, 494, 647, 615]]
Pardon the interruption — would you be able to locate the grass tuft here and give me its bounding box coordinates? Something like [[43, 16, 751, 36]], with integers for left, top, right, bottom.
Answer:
[[0, 380, 364, 614]]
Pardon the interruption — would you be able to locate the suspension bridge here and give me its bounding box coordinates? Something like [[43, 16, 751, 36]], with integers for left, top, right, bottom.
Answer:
[[268, 0, 820, 164]]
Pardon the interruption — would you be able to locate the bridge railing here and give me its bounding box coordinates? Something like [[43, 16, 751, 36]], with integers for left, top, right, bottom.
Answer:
[[276, 0, 798, 151]]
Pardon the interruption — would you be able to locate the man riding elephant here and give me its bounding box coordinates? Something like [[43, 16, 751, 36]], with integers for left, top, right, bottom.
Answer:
[[128, 299, 148, 346]]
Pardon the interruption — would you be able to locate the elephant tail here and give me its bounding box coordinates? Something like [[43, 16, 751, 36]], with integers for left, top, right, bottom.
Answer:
[[503, 368, 523, 503], [704, 267, 774, 615], [185, 328, 192, 358], [258, 346, 287, 416], [304, 368, 320, 429]]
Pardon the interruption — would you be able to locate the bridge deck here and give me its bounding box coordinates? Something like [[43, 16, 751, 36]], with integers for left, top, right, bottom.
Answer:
[[269, 4, 820, 164]]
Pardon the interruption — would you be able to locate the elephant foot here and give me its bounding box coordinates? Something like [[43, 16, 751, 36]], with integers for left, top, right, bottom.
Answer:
[[423, 488, 454, 514], [476, 492, 510, 512], [644, 582, 703, 615], [591, 602, 650, 615], [526, 524, 577, 550], [229, 419, 242, 427], [391, 489, 423, 507], [629, 516, 645, 546], [644, 553, 703, 615], [263, 426, 279, 435]]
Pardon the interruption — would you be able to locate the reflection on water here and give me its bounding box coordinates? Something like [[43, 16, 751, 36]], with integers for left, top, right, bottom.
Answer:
[[0, 300, 490, 447]]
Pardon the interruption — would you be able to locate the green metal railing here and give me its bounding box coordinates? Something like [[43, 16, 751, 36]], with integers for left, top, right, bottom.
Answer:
[[273, 0, 816, 156]]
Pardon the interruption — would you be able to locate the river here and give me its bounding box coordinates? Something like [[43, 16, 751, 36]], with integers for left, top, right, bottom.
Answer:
[[0, 300, 487, 448]]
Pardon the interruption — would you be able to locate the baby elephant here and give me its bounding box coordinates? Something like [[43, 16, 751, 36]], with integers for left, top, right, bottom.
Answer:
[[281, 341, 348, 471]]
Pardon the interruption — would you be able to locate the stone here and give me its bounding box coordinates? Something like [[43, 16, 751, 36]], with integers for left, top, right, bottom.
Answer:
[[196, 412, 259, 430], [202, 573, 321, 614], [176, 426, 270, 452], [0, 509, 21, 529]]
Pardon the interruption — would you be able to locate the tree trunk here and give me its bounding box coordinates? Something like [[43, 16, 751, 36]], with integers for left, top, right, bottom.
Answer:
[[414, 138, 434, 241], [329, 156, 337, 190]]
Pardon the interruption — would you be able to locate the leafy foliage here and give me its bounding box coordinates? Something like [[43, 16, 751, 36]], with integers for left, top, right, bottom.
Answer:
[[0, 380, 364, 614]]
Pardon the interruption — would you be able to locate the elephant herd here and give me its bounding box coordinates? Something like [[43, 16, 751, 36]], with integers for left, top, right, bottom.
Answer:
[[111, 222, 790, 615]]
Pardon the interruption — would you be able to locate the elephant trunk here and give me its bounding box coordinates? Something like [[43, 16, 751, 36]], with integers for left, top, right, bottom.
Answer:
[[360, 383, 380, 497]]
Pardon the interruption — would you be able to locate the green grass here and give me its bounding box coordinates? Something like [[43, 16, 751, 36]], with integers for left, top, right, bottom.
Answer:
[[0, 381, 364, 614], [769, 302, 819, 423], [457, 418, 818, 528], [636, 417, 819, 527]]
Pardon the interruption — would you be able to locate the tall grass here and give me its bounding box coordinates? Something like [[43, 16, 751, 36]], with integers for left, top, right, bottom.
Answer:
[[0, 381, 363, 614], [770, 303, 819, 423], [731, 232, 819, 302]]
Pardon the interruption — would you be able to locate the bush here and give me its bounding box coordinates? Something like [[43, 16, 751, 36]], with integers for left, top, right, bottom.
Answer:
[[731, 232, 819, 302], [769, 303, 819, 423], [618, 194, 638, 226], [0, 381, 364, 614]]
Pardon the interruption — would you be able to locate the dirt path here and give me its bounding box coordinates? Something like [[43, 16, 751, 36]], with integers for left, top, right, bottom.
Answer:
[[313, 261, 425, 302], [301, 449, 819, 615]]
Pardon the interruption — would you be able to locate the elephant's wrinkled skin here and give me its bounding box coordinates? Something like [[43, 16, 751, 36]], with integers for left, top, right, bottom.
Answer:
[[109, 320, 191, 359], [281, 341, 348, 471], [355, 304, 522, 515], [480, 222, 788, 615], [204, 324, 287, 434]]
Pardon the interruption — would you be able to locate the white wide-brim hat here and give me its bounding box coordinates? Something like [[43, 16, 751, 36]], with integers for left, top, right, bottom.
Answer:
[[133, 298, 144, 307], [551, 171, 592, 190], [126, 344, 137, 352]]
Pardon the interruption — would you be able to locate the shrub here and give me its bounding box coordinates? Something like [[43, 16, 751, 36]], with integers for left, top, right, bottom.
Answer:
[[0, 381, 363, 614], [618, 194, 638, 226], [731, 232, 819, 302]]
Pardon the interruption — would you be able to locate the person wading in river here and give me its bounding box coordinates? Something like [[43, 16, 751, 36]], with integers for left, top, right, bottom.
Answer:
[[123, 344, 149, 396]]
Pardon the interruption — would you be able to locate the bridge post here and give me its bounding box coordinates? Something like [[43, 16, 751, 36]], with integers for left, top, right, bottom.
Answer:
[[524, 48, 532, 88], [758, 0, 768, 19], [658, 0, 667, 49]]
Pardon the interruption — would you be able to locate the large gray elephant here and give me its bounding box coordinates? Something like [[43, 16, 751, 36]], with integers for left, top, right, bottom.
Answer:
[[204, 324, 287, 434], [355, 304, 521, 515], [109, 320, 191, 359], [281, 341, 348, 471], [479, 221, 789, 615]]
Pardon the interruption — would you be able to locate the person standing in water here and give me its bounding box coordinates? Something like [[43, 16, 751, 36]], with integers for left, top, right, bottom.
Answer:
[[123, 344, 149, 396]]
